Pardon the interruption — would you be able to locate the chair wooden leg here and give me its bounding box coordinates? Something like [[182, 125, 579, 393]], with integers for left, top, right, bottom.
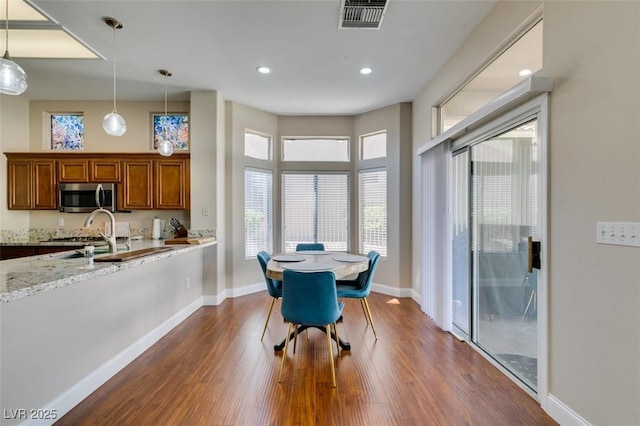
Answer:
[[279, 322, 292, 383], [261, 297, 277, 341], [360, 299, 370, 325], [362, 297, 378, 340], [326, 324, 336, 387]]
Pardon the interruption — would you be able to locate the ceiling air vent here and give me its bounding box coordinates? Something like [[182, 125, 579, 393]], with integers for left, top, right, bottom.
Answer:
[[339, 0, 389, 29]]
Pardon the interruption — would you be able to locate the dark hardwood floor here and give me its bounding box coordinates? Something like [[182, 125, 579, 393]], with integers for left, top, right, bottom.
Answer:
[[57, 292, 557, 425]]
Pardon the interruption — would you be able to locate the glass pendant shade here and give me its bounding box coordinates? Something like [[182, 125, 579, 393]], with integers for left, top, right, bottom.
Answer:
[[157, 69, 173, 156], [0, 52, 27, 95], [157, 138, 174, 156], [103, 112, 127, 136]]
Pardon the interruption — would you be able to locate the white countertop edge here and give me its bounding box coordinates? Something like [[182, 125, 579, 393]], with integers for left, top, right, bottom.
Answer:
[[1, 240, 217, 303]]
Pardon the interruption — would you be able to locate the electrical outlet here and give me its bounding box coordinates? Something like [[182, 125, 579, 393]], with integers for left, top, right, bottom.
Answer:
[[201, 207, 209, 217], [58, 217, 64, 227], [596, 222, 640, 247]]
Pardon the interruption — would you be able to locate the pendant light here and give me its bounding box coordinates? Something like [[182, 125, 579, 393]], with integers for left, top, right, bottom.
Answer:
[[157, 69, 174, 157], [0, 0, 27, 95], [103, 17, 126, 136]]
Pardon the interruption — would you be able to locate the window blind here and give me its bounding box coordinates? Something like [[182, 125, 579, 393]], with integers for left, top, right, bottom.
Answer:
[[244, 168, 273, 258], [358, 169, 387, 256], [282, 173, 349, 252]]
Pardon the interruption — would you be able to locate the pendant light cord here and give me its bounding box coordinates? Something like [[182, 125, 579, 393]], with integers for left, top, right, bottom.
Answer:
[[5, 0, 9, 53], [112, 25, 118, 113], [163, 74, 168, 138]]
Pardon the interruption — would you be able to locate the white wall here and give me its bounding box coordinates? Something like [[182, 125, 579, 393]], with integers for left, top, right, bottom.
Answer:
[[0, 95, 31, 230], [412, 1, 640, 424], [190, 91, 223, 299], [542, 2, 639, 424]]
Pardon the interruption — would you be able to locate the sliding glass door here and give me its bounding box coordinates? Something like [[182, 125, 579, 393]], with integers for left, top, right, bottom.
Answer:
[[453, 118, 540, 391]]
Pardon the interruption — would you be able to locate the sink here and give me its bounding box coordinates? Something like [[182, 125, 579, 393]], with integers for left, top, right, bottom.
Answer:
[[50, 251, 86, 259], [94, 247, 174, 262]]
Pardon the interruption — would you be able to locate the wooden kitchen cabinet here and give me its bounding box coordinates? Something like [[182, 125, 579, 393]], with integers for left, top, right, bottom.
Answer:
[[155, 158, 190, 209], [120, 159, 154, 210], [6, 153, 189, 211], [8, 158, 57, 210]]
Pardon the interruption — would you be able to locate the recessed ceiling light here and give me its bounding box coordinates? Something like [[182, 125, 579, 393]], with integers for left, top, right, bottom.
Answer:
[[257, 66, 271, 74], [360, 67, 373, 75], [519, 68, 532, 77]]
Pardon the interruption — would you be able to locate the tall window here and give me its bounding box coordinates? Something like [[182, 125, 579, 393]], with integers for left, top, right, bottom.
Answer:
[[282, 173, 349, 252], [245, 168, 273, 258], [359, 169, 387, 256], [245, 131, 271, 160]]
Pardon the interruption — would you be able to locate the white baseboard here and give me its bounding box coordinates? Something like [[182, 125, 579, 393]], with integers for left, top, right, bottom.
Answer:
[[229, 282, 264, 298], [203, 291, 226, 306], [371, 282, 414, 298], [202, 282, 265, 306], [545, 394, 591, 426], [25, 297, 203, 426]]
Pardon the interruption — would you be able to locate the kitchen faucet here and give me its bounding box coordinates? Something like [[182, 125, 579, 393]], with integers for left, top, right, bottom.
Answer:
[[84, 208, 117, 254]]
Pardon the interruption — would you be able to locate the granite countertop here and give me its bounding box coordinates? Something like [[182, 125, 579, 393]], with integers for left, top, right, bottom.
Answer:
[[0, 239, 217, 303]]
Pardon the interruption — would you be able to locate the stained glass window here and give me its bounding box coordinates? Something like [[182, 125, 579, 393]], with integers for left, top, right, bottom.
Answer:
[[152, 114, 189, 151], [51, 114, 84, 150]]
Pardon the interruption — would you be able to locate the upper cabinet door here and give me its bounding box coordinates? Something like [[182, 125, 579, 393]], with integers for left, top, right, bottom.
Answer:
[[90, 159, 121, 182], [121, 160, 153, 210], [155, 158, 190, 210], [8, 159, 33, 209], [32, 160, 57, 209], [58, 159, 89, 183]]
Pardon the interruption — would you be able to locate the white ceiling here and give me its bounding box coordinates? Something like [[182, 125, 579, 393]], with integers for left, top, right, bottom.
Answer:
[[15, 0, 497, 116]]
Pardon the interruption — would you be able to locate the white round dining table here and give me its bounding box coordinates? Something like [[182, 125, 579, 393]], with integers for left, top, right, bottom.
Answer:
[[265, 251, 369, 282]]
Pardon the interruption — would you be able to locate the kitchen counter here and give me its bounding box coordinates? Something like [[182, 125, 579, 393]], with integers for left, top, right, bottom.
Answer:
[[1, 236, 216, 424], [0, 238, 217, 303]]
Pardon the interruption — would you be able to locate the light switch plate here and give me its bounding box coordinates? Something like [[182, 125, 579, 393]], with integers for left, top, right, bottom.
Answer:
[[596, 222, 640, 247]]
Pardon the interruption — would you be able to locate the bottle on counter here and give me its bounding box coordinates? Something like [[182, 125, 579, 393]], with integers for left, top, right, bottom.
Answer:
[[85, 245, 95, 268]]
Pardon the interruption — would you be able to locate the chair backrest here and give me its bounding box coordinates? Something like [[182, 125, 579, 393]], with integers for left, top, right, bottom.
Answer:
[[257, 251, 282, 297], [281, 270, 342, 326], [355, 250, 381, 296], [296, 243, 325, 251]]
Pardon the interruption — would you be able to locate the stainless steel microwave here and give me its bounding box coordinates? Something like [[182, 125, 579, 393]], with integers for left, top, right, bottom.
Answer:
[[59, 183, 116, 213]]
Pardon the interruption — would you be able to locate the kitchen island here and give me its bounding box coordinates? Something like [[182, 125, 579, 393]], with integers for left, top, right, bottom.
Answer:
[[0, 238, 216, 425]]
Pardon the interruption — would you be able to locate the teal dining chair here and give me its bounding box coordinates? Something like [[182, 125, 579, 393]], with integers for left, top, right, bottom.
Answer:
[[279, 269, 344, 387], [336, 250, 380, 340], [295, 243, 325, 251], [257, 251, 283, 341]]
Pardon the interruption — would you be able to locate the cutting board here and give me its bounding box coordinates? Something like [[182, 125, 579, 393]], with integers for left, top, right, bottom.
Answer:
[[94, 247, 174, 262], [164, 236, 216, 245]]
